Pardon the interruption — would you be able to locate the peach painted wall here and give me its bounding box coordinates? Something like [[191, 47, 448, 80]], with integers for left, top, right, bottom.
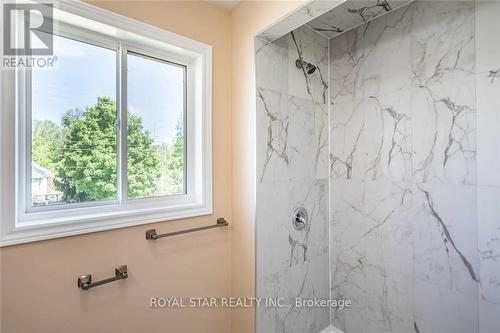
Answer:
[[0, 2, 232, 333], [229, 2, 305, 332]]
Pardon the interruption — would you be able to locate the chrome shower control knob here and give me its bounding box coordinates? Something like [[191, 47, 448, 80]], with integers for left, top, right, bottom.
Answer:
[[292, 207, 308, 231]]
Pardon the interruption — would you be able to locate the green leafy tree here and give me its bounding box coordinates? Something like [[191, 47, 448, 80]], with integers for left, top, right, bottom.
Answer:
[[32, 120, 65, 172], [166, 120, 184, 194], [62, 108, 84, 126], [127, 108, 162, 198], [56, 97, 160, 202]]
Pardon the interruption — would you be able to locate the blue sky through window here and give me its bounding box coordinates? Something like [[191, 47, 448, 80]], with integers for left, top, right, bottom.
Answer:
[[127, 52, 185, 145], [32, 33, 184, 146]]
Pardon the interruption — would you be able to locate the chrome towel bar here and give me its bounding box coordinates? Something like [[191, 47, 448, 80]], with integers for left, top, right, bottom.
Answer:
[[145, 217, 229, 240], [77, 265, 128, 290]]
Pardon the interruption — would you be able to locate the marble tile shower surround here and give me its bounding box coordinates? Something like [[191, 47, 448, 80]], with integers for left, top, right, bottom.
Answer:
[[256, 1, 500, 333], [329, 1, 500, 333], [256, 23, 331, 333]]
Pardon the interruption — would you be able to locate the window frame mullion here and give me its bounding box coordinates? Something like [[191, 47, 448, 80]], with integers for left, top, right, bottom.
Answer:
[[118, 44, 128, 204], [20, 64, 32, 215]]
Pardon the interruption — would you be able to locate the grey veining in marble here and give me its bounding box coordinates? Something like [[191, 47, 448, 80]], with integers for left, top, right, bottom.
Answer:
[[412, 184, 479, 295], [330, 91, 412, 182], [256, 20, 330, 333], [412, 75, 476, 185], [257, 0, 345, 43], [257, 253, 330, 333], [329, 2, 477, 186], [411, 1, 475, 87], [477, 186, 500, 306], [307, 0, 413, 39]]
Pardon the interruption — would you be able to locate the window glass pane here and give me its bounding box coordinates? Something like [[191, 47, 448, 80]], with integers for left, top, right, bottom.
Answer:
[[31, 33, 117, 207], [127, 52, 186, 199]]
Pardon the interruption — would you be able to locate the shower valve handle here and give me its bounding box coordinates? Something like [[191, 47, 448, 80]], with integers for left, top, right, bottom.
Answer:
[[292, 207, 308, 231]]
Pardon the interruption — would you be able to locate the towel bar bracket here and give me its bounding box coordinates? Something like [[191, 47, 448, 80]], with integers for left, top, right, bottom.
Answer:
[[78, 265, 128, 290], [146, 217, 229, 240]]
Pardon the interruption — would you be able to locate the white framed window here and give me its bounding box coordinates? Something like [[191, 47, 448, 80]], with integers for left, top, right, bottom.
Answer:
[[0, 1, 212, 246]]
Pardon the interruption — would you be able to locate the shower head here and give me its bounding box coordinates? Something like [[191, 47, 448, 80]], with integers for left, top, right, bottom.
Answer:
[[295, 59, 317, 75]]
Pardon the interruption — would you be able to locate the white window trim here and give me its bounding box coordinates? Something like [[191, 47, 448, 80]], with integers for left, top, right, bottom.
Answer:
[[0, 0, 213, 246]]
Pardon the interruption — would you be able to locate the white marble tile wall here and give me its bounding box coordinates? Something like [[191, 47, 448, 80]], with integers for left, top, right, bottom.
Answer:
[[256, 24, 330, 333], [307, 0, 414, 39], [330, 179, 415, 333], [475, 4, 500, 330], [329, 1, 500, 333], [257, 253, 330, 333], [257, 0, 345, 43], [476, 0, 500, 190]]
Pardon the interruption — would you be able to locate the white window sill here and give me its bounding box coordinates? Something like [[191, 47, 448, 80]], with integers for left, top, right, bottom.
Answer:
[[1, 202, 212, 246]]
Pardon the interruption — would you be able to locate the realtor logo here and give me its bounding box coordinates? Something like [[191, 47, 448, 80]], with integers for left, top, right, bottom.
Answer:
[[3, 3, 53, 56]]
